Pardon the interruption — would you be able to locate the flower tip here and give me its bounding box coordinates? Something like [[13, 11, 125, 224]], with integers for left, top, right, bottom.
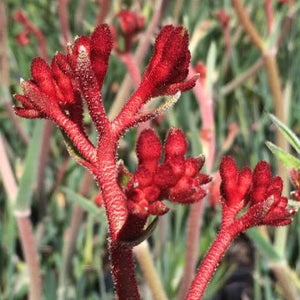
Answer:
[[165, 128, 187, 158], [137, 129, 162, 161]]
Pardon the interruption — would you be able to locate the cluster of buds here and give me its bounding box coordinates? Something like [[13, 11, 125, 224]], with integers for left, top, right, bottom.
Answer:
[[113, 9, 145, 52], [125, 128, 211, 217], [220, 156, 296, 230], [14, 24, 198, 139]]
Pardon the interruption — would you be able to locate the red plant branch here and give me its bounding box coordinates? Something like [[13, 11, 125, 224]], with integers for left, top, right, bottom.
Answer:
[[57, 0, 72, 47], [13, 9, 48, 60], [265, 0, 274, 35], [13, 24, 204, 299], [186, 157, 295, 299], [178, 62, 215, 299]]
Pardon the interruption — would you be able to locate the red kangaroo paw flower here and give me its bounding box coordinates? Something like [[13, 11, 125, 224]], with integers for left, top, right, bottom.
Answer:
[[90, 24, 113, 89], [51, 57, 75, 105], [114, 10, 145, 52], [187, 157, 296, 299], [116, 10, 145, 36], [142, 25, 192, 96], [136, 128, 162, 173], [215, 9, 230, 28], [13, 107, 43, 119], [164, 128, 187, 160], [290, 169, 300, 201], [113, 25, 196, 135], [31, 57, 57, 99], [126, 128, 210, 217]]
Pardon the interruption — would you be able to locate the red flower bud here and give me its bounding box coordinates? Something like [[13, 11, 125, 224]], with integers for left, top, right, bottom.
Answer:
[[219, 156, 296, 229], [90, 24, 113, 89], [136, 129, 162, 172], [51, 57, 75, 105], [142, 25, 193, 96], [215, 9, 230, 28], [164, 128, 187, 160], [116, 10, 145, 36], [148, 201, 169, 216], [15, 30, 30, 46], [31, 57, 57, 99]]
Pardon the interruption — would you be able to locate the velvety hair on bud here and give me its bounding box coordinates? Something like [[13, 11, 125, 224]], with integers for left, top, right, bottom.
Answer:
[[164, 128, 187, 160]]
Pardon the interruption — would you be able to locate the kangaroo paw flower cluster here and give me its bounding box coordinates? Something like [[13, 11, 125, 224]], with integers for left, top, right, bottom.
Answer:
[[187, 157, 297, 299], [220, 156, 296, 229], [125, 128, 211, 217], [113, 9, 145, 52]]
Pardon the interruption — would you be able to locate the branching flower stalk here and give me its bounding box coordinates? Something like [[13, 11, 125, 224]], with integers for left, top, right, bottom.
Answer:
[[178, 62, 215, 299], [186, 156, 296, 299], [232, 0, 296, 297], [14, 24, 203, 299], [13, 13, 298, 299]]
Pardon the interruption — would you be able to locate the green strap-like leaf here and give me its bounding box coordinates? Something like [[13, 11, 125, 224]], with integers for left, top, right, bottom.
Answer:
[[14, 121, 43, 212], [61, 187, 103, 216], [247, 228, 281, 262], [269, 114, 300, 154], [266, 141, 300, 169]]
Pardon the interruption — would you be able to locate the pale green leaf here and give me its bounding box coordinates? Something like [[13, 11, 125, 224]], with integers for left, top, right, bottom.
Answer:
[[269, 114, 300, 154], [14, 121, 43, 212], [266, 141, 300, 169]]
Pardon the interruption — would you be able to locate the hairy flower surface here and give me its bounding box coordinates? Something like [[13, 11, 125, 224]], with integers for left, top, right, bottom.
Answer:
[[220, 156, 296, 229], [125, 128, 211, 217]]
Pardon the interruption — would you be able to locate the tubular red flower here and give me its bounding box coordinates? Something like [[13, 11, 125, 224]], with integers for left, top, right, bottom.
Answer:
[[125, 128, 210, 217], [90, 24, 113, 88], [142, 25, 192, 96], [220, 156, 295, 227], [187, 157, 297, 299], [116, 10, 145, 36]]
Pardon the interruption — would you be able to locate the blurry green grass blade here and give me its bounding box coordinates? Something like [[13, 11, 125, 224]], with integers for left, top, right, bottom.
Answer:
[[84, 215, 94, 265], [61, 187, 102, 216], [269, 114, 300, 153], [61, 131, 89, 166], [14, 121, 43, 212], [247, 228, 281, 262], [205, 42, 217, 94], [266, 141, 300, 168]]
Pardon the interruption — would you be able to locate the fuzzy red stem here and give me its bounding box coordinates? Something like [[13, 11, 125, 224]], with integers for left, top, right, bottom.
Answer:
[[110, 243, 140, 300], [265, 0, 274, 35], [178, 66, 215, 299], [96, 129, 128, 239], [16, 216, 42, 300], [119, 52, 141, 88], [57, 0, 72, 48], [96, 129, 141, 299], [112, 81, 152, 135], [190, 66, 215, 170], [55, 112, 97, 163], [177, 201, 205, 299], [186, 227, 235, 299], [95, 0, 110, 26]]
